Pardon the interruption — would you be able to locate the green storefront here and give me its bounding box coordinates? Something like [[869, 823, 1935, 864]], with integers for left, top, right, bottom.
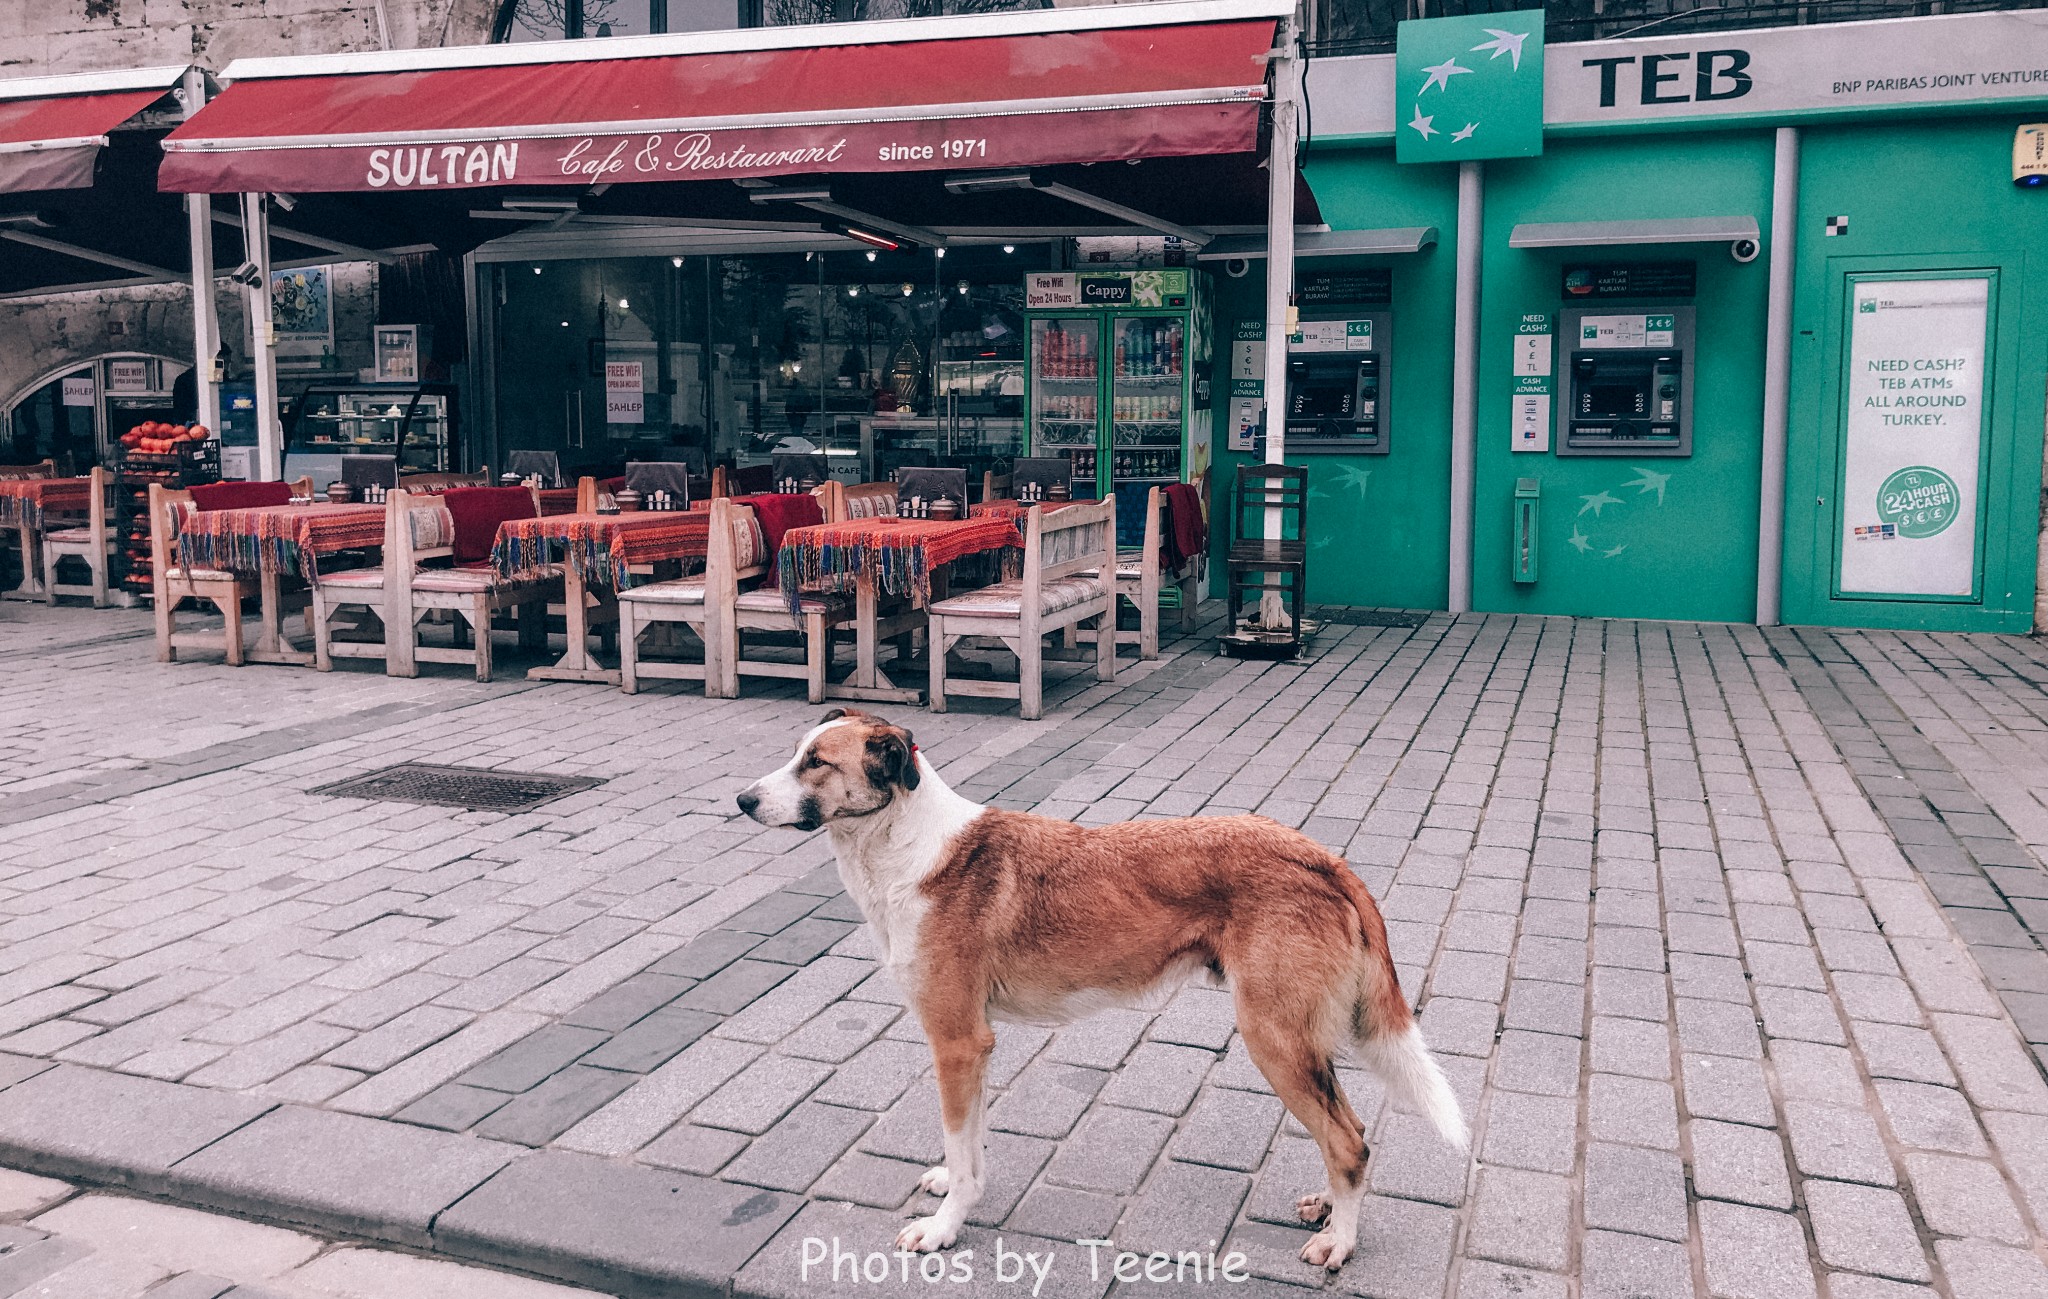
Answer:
[[1221, 9, 2047, 631]]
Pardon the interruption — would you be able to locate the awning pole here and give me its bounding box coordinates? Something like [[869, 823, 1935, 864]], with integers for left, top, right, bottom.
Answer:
[[241, 191, 282, 481], [181, 68, 220, 437], [1447, 160, 1483, 615], [1258, 15, 1299, 630], [1756, 126, 1799, 625]]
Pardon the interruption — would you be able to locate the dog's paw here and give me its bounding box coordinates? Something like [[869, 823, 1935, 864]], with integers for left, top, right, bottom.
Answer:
[[896, 1215, 959, 1252], [1296, 1193, 1331, 1225], [917, 1166, 951, 1196], [1299, 1228, 1354, 1272]]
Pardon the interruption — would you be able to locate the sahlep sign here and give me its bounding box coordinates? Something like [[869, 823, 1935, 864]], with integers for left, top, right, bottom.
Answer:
[[1837, 277, 1991, 599]]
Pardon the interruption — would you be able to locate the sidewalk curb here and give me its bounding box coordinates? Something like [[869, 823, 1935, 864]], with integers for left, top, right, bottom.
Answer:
[[0, 1059, 803, 1298]]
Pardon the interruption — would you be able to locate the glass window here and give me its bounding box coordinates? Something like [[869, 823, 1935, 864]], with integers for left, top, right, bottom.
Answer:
[[498, 0, 742, 40]]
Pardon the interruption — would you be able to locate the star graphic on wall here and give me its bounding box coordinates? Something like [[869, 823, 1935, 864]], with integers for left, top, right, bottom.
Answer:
[[1470, 28, 1531, 71], [1603, 544, 1628, 558], [1332, 464, 1373, 499], [1568, 526, 1594, 554], [1578, 490, 1622, 517], [1407, 106, 1437, 139], [1418, 58, 1475, 94], [1622, 466, 1671, 505], [1451, 123, 1478, 143]]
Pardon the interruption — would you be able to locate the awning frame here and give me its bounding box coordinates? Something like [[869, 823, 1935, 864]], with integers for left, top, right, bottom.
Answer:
[[1508, 216, 1762, 249]]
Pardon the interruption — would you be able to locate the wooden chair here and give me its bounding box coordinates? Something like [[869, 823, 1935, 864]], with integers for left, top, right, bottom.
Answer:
[[1073, 486, 1200, 661], [384, 488, 559, 681], [310, 493, 431, 673], [148, 483, 259, 664], [0, 459, 57, 480], [981, 468, 1012, 503], [619, 498, 751, 697], [927, 497, 1116, 719], [826, 482, 900, 523], [41, 466, 110, 607], [1224, 464, 1307, 651]]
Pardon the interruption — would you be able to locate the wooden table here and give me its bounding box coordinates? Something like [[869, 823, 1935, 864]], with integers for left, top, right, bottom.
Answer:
[[175, 502, 385, 665], [0, 478, 90, 601], [775, 515, 1023, 703], [492, 508, 712, 684]]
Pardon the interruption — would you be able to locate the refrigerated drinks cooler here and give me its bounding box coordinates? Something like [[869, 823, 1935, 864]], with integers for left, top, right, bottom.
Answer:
[[1024, 269, 1213, 547]]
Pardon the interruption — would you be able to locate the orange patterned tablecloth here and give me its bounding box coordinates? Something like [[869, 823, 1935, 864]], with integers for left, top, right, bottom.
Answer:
[[968, 497, 1089, 529], [776, 515, 1023, 612], [0, 478, 90, 531], [492, 509, 710, 587], [176, 503, 386, 577]]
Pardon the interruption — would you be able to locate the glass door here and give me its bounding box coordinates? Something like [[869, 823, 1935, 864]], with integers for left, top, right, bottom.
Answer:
[[1030, 314, 1100, 498], [1109, 313, 1185, 542]]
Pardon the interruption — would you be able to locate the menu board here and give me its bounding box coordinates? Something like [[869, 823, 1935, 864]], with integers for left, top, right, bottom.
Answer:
[[1837, 276, 1990, 598]]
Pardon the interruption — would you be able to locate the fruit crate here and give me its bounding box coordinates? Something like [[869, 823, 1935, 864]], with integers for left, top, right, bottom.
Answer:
[[113, 440, 222, 599]]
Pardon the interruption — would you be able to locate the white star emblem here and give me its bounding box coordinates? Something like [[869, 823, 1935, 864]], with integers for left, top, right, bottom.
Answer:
[[1451, 122, 1478, 143], [1470, 28, 1530, 71], [1407, 106, 1437, 140], [1419, 57, 1474, 94]]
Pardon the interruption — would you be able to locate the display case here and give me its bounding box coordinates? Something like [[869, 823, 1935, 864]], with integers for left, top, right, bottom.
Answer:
[[1024, 270, 1213, 546], [284, 383, 456, 489]]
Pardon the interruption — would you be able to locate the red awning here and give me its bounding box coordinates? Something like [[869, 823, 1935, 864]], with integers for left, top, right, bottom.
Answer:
[[160, 1, 1283, 195], [1, 68, 188, 193]]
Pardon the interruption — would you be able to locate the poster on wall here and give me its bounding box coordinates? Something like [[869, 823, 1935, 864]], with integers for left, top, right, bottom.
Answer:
[[269, 266, 334, 365], [1837, 276, 1991, 598], [108, 360, 149, 394], [606, 361, 645, 424], [60, 376, 94, 407]]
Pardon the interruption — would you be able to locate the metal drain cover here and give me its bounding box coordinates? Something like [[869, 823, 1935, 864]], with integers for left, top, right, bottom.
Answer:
[[311, 764, 603, 813], [1320, 609, 1431, 628]]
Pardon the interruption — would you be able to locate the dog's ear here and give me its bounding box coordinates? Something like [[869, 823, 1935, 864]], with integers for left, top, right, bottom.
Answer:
[[865, 727, 920, 791], [821, 708, 847, 724]]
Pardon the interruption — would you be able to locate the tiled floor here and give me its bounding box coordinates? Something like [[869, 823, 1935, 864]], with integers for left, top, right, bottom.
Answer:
[[1, 599, 2046, 1297]]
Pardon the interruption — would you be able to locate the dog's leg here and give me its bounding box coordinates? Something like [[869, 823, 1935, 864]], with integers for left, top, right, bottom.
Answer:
[[897, 1005, 994, 1252], [1239, 1010, 1369, 1271]]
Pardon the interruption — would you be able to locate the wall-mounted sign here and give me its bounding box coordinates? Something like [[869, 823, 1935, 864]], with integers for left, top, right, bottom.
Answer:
[[1024, 270, 1191, 310], [1230, 320, 1266, 397], [1577, 313, 1676, 349], [60, 376, 94, 407], [1563, 262, 1697, 300], [1837, 275, 1991, 599], [1395, 10, 1546, 163], [1297, 269, 1393, 308], [605, 361, 645, 424], [270, 266, 334, 364], [1289, 319, 1374, 353], [1513, 312, 1553, 452], [107, 360, 149, 394], [1311, 13, 2048, 139], [373, 325, 419, 382]]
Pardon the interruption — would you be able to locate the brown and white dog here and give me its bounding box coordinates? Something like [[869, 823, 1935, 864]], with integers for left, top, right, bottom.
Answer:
[[737, 709, 1467, 1273]]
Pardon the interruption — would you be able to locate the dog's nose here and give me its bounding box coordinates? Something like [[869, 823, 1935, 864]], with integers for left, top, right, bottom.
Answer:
[[736, 790, 760, 817]]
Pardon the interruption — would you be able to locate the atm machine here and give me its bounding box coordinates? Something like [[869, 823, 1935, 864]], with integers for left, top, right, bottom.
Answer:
[[1554, 306, 1695, 456], [1284, 275, 1392, 454]]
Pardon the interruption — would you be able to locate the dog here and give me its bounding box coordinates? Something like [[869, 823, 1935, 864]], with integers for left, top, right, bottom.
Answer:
[[737, 709, 1467, 1272]]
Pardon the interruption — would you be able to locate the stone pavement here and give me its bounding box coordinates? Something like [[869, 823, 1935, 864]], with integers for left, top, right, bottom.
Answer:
[[0, 1164, 605, 1298], [1, 600, 2047, 1297]]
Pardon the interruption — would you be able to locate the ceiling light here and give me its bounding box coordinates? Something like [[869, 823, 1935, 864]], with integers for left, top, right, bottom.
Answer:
[[934, 248, 945, 259], [847, 286, 860, 297], [672, 256, 683, 268], [532, 266, 542, 275], [618, 298, 629, 309], [901, 283, 914, 297], [842, 226, 900, 252], [957, 281, 969, 295], [1002, 244, 1015, 254]]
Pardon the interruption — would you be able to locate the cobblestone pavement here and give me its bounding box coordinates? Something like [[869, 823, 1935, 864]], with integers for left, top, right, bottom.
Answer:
[[0, 1165, 605, 1297], [2, 600, 2047, 1296]]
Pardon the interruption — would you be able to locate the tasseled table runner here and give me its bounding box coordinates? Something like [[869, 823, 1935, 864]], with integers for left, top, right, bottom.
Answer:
[[492, 510, 712, 588], [0, 479, 90, 531], [176, 503, 384, 576], [775, 516, 1024, 619]]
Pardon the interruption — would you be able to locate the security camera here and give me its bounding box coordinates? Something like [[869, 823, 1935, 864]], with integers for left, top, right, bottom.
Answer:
[[1224, 257, 1251, 279], [1730, 238, 1760, 264], [229, 261, 264, 287]]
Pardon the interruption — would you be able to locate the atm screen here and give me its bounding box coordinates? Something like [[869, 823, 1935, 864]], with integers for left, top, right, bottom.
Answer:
[[1582, 383, 1645, 418]]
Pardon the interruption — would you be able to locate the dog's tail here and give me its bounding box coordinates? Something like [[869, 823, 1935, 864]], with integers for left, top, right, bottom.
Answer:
[[1332, 866, 1470, 1152]]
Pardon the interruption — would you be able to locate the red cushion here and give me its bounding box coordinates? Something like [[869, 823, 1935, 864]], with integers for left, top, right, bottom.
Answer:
[[442, 486, 537, 564], [189, 481, 292, 512], [731, 492, 822, 566]]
